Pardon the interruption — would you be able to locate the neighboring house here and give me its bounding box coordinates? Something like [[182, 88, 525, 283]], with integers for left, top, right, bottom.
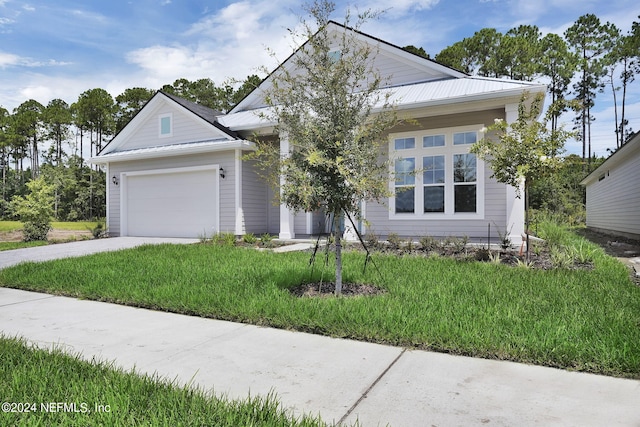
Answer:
[[580, 132, 640, 240], [93, 21, 546, 242]]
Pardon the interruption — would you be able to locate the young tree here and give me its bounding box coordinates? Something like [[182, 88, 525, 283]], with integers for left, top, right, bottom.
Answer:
[[10, 176, 55, 241], [252, 0, 399, 295], [470, 92, 573, 260]]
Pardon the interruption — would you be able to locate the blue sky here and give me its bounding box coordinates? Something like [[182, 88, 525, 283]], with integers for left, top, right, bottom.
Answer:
[[1, 0, 639, 156]]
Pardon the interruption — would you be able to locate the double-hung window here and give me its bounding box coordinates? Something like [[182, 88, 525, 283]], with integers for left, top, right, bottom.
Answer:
[[390, 126, 484, 219], [394, 158, 415, 213]]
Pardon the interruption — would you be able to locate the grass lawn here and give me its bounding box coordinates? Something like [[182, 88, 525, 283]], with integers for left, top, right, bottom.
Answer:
[[0, 241, 48, 251], [1, 226, 639, 379], [0, 336, 327, 426], [0, 220, 100, 233]]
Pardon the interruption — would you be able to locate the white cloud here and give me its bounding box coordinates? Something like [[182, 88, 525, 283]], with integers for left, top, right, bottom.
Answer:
[[358, 0, 439, 16], [126, 0, 301, 86], [0, 51, 19, 67]]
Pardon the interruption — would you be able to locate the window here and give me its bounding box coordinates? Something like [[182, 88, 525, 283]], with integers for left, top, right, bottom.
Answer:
[[453, 153, 477, 212], [328, 50, 342, 63], [453, 131, 476, 145], [159, 113, 172, 137], [395, 158, 415, 213], [423, 155, 445, 212], [389, 125, 484, 219], [423, 134, 445, 148], [394, 137, 415, 150]]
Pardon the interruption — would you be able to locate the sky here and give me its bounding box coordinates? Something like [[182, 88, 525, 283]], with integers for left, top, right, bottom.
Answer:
[[1, 0, 639, 156]]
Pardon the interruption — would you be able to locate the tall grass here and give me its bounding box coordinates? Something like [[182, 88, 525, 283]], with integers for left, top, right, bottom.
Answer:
[[1, 232, 639, 378], [0, 336, 327, 426]]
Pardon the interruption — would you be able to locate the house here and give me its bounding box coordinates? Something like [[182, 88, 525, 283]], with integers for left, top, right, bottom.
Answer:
[[93, 22, 546, 243], [580, 132, 640, 240]]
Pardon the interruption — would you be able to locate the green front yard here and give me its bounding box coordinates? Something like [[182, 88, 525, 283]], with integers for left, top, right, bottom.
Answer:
[[1, 225, 639, 379]]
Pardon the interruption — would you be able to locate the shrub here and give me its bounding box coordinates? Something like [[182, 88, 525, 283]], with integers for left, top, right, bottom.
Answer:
[[569, 239, 598, 264], [450, 235, 469, 254], [364, 232, 380, 250], [419, 235, 438, 252], [260, 233, 274, 248], [11, 178, 55, 242], [22, 222, 51, 242], [387, 233, 402, 250], [90, 222, 107, 239], [213, 232, 236, 246], [243, 233, 258, 244]]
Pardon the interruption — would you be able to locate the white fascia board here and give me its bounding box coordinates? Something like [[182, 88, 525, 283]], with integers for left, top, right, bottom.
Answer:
[[91, 140, 255, 164]]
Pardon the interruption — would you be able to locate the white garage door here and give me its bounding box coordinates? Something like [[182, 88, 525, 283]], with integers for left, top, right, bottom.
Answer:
[[123, 167, 218, 238]]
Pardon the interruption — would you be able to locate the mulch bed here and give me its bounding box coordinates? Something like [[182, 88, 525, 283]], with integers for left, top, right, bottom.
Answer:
[[289, 282, 386, 297]]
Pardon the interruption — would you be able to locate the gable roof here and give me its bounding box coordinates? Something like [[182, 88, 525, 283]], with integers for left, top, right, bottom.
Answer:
[[161, 91, 238, 139], [225, 20, 546, 132], [98, 91, 239, 157], [581, 132, 640, 186], [229, 20, 467, 115]]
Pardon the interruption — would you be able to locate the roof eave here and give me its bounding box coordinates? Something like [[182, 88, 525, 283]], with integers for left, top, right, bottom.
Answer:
[[91, 140, 256, 164]]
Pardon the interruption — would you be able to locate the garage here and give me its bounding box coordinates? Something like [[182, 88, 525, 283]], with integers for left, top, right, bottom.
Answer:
[[121, 166, 219, 238]]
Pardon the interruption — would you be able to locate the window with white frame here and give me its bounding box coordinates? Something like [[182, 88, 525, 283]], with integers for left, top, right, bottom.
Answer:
[[390, 126, 484, 218], [159, 113, 173, 137]]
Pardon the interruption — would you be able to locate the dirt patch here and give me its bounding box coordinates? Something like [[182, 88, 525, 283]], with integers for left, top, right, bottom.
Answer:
[[289, 282, 386, 297], [575, 228, 640, 285], [575, 228, 640, 258]]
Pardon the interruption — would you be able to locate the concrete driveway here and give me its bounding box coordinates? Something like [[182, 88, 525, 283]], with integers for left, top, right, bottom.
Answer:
[[0, 237, 198, 269]]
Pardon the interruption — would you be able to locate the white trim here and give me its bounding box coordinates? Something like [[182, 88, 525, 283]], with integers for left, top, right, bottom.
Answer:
[[92, 140, 255, 164], [120, 164, 220, 237], [105, 163, 110, 232], [504, 103, 525, 245], [234, 149, 243, 235], [278, 135, 295, 239], [159, 112, 173, 138], [306, 212, 313, 235], [388, 125, 485, 221]]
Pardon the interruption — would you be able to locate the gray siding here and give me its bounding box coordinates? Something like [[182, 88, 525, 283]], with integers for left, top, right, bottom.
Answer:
[[364, 166, 507, 240], [585, 149, 640, 237], [241, 154, 269, 234], [123, 102, 220, 151], [363, 109, 509, 240], [108, 152, 235, 236]]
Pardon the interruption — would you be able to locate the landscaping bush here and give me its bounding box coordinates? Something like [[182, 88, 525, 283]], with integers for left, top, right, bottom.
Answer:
[[10, 178, 55, 242]]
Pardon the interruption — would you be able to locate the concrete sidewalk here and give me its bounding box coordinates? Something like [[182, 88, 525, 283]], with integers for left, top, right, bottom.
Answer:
[[0, 237, 199, 269], [1, 288, 638, 426]]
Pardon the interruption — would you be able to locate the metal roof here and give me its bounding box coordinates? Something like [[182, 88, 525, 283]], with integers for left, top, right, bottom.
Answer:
[[218, 76, 546, 132]]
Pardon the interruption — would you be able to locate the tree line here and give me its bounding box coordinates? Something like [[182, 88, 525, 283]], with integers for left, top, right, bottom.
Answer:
[[0, 76, 261, 221], [431, 13, 640, 168]]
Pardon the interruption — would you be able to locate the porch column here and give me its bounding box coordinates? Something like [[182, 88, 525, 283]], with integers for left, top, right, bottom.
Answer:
[[505, 102, 525, 246], [234, 148, 244, 235], [343, 200, 365, 242], [279, 135, 295, 239]]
